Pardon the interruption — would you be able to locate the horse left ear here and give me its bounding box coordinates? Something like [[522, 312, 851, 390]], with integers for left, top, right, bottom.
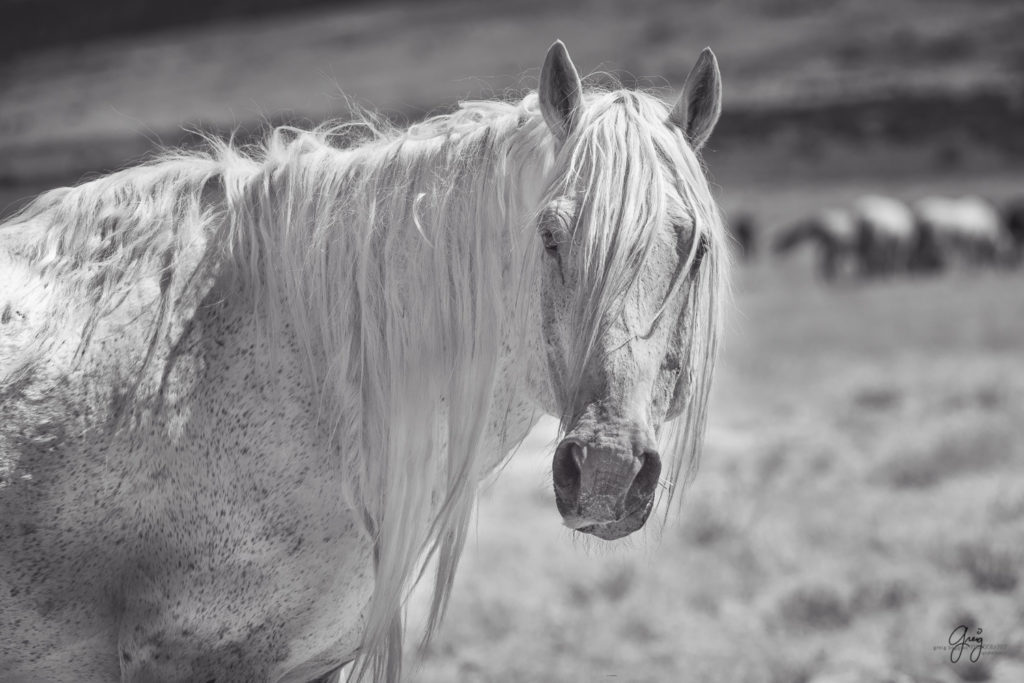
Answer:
[[539, 40, 583, 141], [669, 47, 722, 150]]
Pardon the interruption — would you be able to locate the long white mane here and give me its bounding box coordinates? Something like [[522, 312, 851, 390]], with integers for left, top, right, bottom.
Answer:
[[0, 84, 727, 681]]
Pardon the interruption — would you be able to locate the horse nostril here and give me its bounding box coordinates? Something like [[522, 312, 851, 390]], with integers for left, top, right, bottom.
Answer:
[[631, 449, 662, 499], [553, 439, 584, 494]]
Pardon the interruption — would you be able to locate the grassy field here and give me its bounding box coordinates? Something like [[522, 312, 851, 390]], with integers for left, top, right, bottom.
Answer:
[[404, 174, 1024, 683]]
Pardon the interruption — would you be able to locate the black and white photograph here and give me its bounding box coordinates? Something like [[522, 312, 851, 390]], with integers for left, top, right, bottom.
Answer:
[[1, 1, 1022, 681]]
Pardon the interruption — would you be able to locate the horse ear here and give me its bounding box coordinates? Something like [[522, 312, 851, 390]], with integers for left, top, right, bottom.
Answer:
[[539, 40, 583, 141], [669, 47, 722, 150]]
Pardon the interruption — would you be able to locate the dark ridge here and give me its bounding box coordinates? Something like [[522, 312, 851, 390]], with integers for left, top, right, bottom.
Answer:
[[0, 0, 373, 58], [715, 89, 1024, 154], [3, 88, 1024, 219]]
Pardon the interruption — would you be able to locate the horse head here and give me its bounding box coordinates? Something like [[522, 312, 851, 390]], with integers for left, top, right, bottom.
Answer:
[[530, 41, 725, 540]]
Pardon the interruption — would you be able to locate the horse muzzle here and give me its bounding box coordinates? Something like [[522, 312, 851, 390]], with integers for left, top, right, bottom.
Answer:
[[552, 434, 662, 540]]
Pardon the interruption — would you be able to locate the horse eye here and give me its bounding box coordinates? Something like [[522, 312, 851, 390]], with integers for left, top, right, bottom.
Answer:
[[540, 228, 559, 254]]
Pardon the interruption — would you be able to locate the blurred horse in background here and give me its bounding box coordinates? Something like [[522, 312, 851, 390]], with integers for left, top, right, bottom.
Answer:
[[853, 194, 917, 276], [0, 41, 729, 682], [729, 212, 757, 261], [1003, 197, 1024, 266], [773, 207, 859, 281], [912, 195, 1011, 269]]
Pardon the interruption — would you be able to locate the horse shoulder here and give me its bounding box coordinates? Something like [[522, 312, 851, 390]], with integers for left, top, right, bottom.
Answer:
[[1, 272, 374, 679]]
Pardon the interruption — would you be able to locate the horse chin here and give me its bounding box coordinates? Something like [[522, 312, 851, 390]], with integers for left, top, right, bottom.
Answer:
[[573, 501, 655, 541]]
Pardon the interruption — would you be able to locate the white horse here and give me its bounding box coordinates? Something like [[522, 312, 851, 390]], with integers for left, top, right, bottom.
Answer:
[[0, 41, 728, 682], [852, 194, 917, 276], [912, 195, 1011, 268], [773, 207, 859, 281]]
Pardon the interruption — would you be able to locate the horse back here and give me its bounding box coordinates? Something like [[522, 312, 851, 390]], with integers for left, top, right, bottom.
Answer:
[[0, 234, 58, 375]]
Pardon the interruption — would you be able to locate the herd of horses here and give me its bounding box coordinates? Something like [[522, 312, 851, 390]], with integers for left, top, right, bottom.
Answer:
[[734, 194, 1024, 280]]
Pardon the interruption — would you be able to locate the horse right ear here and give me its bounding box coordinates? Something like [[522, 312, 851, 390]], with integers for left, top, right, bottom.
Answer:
[[539, 40, 583, 141]]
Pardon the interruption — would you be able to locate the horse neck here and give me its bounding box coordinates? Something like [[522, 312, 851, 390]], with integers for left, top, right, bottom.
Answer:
[[228, 112, 556, 467], [805, 221, 838, 247], [348, 117, 553, 393], [777, 223, 809, 252], [222, 116, 560, 677]]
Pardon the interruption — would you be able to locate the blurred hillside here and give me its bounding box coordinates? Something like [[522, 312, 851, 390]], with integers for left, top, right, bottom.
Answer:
[[2, 0, 1024, 214], [0, 0, 346, 57], [1, 0, 1023, 202]]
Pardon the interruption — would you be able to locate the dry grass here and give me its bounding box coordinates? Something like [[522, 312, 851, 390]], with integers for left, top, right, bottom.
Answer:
[[870, 412, 1015, 489], [955, 541, 1020, 594]]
